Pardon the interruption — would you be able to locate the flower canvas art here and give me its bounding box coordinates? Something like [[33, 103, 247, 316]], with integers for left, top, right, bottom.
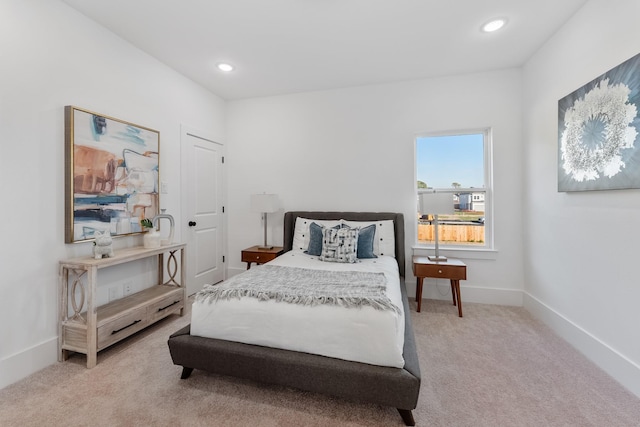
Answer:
[[558, 53, 640, 191]]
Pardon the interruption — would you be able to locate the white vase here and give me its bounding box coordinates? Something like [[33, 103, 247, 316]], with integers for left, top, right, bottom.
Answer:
[[143, 229, 161, 249], [152, 212, 175, 246]]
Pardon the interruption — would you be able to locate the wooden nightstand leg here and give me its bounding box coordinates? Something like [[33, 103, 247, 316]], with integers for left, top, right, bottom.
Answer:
[[416, 277, 424, 312], [453, 280, 463, 317], [450, 280, 456, 306], [246, 262, 251, 270]]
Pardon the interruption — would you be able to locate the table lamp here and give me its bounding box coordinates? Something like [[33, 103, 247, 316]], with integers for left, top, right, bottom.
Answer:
[[420, 192, 454, 262], [250, 193, 279, 249]]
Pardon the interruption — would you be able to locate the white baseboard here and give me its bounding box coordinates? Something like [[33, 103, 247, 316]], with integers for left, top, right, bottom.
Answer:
[[524, 292, 640, 399], [0, 337, 58, 390], [407, 279, 524, 306]]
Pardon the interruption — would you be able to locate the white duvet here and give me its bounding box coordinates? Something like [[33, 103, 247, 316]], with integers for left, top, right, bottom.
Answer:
[[190, 251, 405, 368]]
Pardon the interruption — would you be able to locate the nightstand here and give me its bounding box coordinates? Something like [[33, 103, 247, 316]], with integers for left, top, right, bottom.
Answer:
[[241, 245, 284, 269], [412, 256, 467, 317]]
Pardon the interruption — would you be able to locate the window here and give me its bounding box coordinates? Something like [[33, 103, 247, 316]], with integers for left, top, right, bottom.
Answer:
[[415, 129, 492, 249]]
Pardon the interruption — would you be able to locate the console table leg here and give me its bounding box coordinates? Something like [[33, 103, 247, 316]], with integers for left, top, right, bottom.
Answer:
[[87, 350, 97, 368]]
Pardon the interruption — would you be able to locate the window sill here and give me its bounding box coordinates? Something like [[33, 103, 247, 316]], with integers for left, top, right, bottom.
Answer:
[[411, 245, 498, 260]]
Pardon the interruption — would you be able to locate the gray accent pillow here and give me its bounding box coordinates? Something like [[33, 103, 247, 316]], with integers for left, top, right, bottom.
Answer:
[[356, 224, 377, 259], [320, 227, 359, 263], [306, 222, 342, 256], [306, 222, 324, 256]]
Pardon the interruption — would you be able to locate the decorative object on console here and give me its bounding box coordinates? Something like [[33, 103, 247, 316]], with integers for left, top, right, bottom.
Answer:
[[65, 106, 160, 243], [92, 230, 114, 259], [143, 228, 161, 249], [250, 193, 279, 249], [141, 217, 160, 249], [419, 191, 454, 262], [558, 52, 640, 192], [153, 209, 175, 246]]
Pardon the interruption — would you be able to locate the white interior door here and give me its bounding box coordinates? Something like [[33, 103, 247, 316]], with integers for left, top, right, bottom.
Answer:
[[181, 127, 224, 295]]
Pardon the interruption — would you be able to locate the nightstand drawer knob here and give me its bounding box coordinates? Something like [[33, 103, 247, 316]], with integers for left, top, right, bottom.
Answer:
[[438, 270, 443, 274]]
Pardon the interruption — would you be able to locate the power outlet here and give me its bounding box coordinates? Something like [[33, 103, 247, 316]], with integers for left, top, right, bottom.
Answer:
[[123, 281, 134, 296], [108, 286, 120, 302]]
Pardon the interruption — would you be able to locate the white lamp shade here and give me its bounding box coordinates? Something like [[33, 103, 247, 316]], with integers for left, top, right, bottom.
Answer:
[[250, 193, 279, 213], [419, 192, 454, 215]]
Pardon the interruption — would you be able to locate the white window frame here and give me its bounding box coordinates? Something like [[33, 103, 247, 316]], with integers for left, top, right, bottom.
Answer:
[[414, 128, 494, 252]]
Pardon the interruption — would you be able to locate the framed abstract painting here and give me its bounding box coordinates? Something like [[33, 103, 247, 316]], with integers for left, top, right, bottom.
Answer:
[[558, 52, 640, 192], [65, 106, 160, 243]]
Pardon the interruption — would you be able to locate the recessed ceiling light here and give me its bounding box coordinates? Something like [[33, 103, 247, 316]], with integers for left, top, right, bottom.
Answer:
[[217, 63, 234, 72], [482, 18, 507, 33]]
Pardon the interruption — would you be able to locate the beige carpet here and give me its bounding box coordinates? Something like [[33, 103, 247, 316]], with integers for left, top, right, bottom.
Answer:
[[1, 298, 639, 427]]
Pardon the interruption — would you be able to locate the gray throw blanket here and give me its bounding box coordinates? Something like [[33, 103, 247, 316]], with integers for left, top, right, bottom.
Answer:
[[196, 265, 400, 313]]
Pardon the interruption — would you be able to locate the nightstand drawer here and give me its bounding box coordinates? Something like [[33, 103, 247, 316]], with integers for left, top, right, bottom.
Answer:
[[412, 256, 467, 315], [242, 246, 284, 269], [242, 251, 277, 264], [414, 263, 467, 280]]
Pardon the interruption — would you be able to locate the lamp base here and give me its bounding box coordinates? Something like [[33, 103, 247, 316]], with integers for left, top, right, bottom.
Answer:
[[428, 255, 448, 262], [258, 245, 274, 250]]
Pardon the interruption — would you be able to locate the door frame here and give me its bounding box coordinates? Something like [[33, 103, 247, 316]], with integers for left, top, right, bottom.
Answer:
[[180, 124, 226, 292]]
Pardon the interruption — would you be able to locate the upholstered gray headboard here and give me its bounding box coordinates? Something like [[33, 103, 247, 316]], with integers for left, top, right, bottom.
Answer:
[[283, 211, 405, 278]]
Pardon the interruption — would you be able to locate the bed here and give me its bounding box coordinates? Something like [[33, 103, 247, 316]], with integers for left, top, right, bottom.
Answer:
[[168, 211, 421, 425]]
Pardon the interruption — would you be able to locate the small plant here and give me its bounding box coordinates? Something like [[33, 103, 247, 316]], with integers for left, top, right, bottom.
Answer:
[[140, 218, 153, 229]]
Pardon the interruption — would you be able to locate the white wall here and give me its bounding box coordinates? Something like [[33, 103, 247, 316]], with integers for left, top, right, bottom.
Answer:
[[0, 0, 225, 388], [522, 0, 640, 397], [226, 69, 525, 305]]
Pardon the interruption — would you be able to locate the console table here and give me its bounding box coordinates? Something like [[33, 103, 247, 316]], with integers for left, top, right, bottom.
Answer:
[[58, 243, 186, 368], [412, 256, 467, 317]]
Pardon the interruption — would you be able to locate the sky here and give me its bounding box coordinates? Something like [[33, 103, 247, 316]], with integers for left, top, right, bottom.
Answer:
[[416, 133, 485, 188]]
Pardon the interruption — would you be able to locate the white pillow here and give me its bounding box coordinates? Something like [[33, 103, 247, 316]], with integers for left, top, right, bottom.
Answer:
[[341, 219, 395, 258], [292, 217, 342, 252]]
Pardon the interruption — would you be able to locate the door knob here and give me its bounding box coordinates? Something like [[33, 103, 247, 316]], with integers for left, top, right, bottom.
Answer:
[[188, 221, 197, 227]]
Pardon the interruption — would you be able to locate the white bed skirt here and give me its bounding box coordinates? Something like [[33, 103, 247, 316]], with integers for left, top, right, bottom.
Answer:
[[191, 251, 405, 368]]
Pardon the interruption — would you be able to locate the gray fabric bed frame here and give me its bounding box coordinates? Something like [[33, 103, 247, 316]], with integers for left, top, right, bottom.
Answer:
[[168, 212, 421, 425]]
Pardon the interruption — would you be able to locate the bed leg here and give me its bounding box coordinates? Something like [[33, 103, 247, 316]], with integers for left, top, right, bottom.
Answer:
[[397, 409, 415, 426], [180, 367, 194, 379]]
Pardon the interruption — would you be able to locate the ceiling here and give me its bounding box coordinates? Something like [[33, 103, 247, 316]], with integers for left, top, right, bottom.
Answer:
[[61, 0, 587, 100]]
